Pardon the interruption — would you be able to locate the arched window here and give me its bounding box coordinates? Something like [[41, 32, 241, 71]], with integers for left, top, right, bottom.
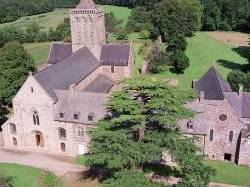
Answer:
[[58, 128, 66, 140], [33, 111, 40, 125], [9, 123, 17, 134], [229, 131, 233, 142], [77, 127, 84, 137], [209, 129, 214, 141]]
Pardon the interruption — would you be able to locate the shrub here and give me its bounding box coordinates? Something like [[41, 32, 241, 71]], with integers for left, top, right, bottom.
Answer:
[[171, 51, 190, 73], [0, 172, 15, 187], [39, 171, 63, 187]]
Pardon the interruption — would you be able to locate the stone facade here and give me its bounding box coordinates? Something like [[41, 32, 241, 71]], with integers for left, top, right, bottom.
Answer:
[[179, 67, 250, 166], [2, 0, 134, 157]]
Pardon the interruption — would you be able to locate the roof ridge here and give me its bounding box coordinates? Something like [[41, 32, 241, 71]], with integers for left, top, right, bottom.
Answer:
[[35, 46, 95, 76], [211, 67, 225, 98]]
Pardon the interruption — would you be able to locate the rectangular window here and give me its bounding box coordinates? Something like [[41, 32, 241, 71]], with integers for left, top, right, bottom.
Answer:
[[88, 115, 93, 121], [31, 87, 34, 93], [59, 113, 64, 118], [111, 66, 115, 73], [74, 114, 79, 120], [229, 131, 233, 142], [61, 143, 66, 152]]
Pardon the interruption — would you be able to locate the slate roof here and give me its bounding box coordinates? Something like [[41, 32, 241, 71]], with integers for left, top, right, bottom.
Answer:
[[34, 47, 100, 101], [195, 66, 232, 100], [77, 0, 96, 9], [48, 43, 72, 64], [242, 93, 250, 118], [100, 44, 131, 66], [54, 90, 108, 124], [83, 75, 114, 93]]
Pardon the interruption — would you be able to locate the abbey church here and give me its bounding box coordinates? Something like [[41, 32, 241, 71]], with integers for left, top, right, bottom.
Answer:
[[1, 0, 134, 156]]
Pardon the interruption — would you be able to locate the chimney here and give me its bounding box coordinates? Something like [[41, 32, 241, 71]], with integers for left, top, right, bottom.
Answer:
[[239, 84, 243, 97]]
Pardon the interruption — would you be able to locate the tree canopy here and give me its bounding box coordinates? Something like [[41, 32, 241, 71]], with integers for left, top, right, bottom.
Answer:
[[0, 42, 36, 104], [85, 77, 215, 186]]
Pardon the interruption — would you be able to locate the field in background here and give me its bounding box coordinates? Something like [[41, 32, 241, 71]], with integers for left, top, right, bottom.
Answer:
[[0, 5, 131, 31], [0, 163, 42, 187], [206, 160, 250, 186], [157, 32, 248, 89], [0, 9, 69, 31], [24, 42, 51, 66]]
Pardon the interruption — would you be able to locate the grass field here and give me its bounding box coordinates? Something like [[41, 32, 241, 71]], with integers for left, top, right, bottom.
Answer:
[[157, 32, 248, 89], [0, 9, 69, 32], [0, 5, 131, 31], [23, 42, 51, 66], [0, 163, 42, 187], [206, 160, 250, 186]]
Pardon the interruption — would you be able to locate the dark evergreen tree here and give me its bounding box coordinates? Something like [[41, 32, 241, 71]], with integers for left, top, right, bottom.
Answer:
[[0, 42, 36, 104], [85, 77, 215, 186]]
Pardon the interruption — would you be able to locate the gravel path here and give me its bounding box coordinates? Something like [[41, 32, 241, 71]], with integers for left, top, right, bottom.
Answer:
[[209, 182, 244, 187], [0, 148, 84, 176]]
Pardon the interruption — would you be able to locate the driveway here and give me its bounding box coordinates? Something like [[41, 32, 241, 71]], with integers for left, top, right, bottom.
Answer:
[[0, 148, 84, 176]]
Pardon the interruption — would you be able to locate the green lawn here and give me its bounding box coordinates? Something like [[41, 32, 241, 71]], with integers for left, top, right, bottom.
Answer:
[[23, 42, 51, 66], [0, 163, 42, 187], [0, 5, 131, 32], [206, 160, 250, 187], [157, 32, 248, 89], [103, 5, 131, 27]]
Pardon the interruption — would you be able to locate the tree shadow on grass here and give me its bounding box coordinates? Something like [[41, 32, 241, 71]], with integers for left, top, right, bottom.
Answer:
[[217, 59, 243, 71], [232, 46, 250, 61]]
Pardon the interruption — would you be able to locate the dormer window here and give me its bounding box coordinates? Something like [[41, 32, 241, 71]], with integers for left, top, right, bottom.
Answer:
[[74, 114, 79, 120], [59, 113, 64, 118]]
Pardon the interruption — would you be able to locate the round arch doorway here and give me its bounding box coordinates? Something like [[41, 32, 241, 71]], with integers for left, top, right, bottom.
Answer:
[[33, 131, 44, 147]]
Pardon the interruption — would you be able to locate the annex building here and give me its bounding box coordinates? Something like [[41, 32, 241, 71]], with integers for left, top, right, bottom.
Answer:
[[2, 0, 134, 156], [179, 67, 250, 166]]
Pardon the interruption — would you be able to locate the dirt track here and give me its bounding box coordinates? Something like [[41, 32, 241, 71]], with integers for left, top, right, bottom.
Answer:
[[206, 31, 249, 47]]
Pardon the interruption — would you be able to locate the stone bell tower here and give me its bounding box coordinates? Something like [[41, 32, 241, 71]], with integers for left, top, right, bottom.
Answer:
[[70, 0, 106, 60]]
